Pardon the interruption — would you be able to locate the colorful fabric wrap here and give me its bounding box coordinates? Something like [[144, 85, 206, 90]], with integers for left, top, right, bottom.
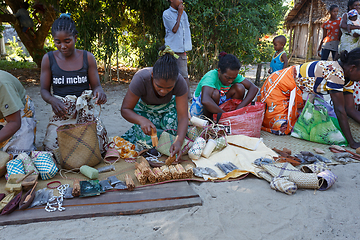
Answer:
[[190, 91, 229, 117], [33, 152, 58, 180], [112, 136, 138, 159], [159, 45, 179, 59], [122, 97, 178, 145]]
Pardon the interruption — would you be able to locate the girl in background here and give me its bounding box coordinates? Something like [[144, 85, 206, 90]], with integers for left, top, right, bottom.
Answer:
[[317, 5, 341, 60]]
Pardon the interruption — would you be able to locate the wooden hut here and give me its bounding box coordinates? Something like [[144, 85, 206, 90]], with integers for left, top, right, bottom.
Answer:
[[285, 0, 347, 64]]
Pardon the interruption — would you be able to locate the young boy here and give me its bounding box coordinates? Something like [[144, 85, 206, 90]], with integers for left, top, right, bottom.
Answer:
[[268, 35, 288, 74], [163, 0, 192, 99]]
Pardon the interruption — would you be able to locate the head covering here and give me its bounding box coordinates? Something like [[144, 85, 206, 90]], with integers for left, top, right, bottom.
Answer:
[[158, 45, 179, 59], [348, 9, 358, 17]]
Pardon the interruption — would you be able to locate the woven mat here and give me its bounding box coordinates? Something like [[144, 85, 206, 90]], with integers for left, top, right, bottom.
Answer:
[[0, 156, 199, 195], [261, 118, 360, 163]]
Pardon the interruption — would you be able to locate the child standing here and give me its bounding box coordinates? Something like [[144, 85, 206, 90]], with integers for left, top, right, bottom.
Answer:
[[268, 35, 288, 74], [317, 5, 341, 60]]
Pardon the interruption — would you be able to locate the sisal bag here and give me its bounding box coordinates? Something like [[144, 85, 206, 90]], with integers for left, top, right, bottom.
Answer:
[[56, 122, 103, 169], [33, 153, 58, 180], [0, 151, 10, 177], [17, 153, 39, 175], [289, 172, 320, 189], [270, 176, 297, 195], [6, 158, 25, 177], [156, 131, 193, 157], [188, 137, 206, 160]]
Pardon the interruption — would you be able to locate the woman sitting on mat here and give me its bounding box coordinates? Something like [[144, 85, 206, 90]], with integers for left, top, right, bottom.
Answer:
[[259, 48, 360, 149], [0, 70, 36, 155], [121, 46, 188, 160], [189, 52, 258, 119], [40, 14, 108, 153]]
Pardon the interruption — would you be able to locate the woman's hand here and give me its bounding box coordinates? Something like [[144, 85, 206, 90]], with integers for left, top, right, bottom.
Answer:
[[50, 97, 67, 117], [93, 87, 107, 105], [170, 139, 182, 160], [139, 118, 156, 136]]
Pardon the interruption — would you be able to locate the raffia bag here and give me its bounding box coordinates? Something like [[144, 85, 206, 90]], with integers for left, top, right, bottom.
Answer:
[[56, 122, 102, 170]]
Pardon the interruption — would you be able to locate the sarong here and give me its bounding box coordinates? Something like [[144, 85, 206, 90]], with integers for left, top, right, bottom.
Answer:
[[259, 67, 304, 135], [43, 90, 108, 154], [121, 97, 178, 145], [189, 91, 229, 117], [0, 95, 36, 154]]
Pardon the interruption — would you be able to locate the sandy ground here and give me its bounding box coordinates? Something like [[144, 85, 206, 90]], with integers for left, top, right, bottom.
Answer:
[[1, 65, 360, 240]]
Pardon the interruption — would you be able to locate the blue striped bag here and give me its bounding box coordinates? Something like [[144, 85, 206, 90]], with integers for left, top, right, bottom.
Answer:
[[33, 153, 58, 180], [6, 158, 25, 177]]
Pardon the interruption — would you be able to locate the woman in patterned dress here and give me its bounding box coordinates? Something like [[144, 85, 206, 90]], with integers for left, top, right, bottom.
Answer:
[[259, 48, 360, 149]]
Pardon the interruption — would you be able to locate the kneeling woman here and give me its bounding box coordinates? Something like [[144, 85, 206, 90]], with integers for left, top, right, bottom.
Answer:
[[121, 46, 188, 158], [259, 48, 360, 149]]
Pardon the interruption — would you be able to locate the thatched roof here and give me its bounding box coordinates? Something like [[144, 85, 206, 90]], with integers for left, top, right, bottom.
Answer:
[[285, 0, 347, 27]]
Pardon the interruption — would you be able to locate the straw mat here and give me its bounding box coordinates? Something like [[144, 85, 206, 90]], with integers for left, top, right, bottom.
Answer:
[[261, 118, 360, 163]]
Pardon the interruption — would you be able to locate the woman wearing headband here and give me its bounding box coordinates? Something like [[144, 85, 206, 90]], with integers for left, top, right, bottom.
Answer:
[[121, 45, 188, 159]]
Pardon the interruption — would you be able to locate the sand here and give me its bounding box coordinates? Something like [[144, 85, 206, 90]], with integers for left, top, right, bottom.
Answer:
[[1, 65, 360, 239]]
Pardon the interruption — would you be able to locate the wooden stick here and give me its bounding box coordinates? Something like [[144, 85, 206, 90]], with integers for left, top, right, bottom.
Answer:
[[184, 164, 193, 178], [165, 155, 176, 166], [134, 169, 147, 185], [151, 128, 158, 147], [147, 169, 157, 183], [16, 170, 35, 183], [152, 167, 165, 182], [169, 165, 180, 179], [125, 174, 135, 191], [175, 164, 187, 178], [160, 165, 172, 180]]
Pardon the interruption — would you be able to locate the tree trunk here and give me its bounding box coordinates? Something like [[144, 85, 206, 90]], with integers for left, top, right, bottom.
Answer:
[[0, 1, 57, 67]]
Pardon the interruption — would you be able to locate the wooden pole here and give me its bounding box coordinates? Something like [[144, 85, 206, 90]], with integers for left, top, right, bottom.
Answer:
[[306, 0, 314, 61]]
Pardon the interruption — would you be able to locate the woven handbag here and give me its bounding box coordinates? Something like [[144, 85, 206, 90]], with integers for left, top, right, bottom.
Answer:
[[33, 153, 58, 180], [156, 131, 193, 157], [56, 122, 103, 169]]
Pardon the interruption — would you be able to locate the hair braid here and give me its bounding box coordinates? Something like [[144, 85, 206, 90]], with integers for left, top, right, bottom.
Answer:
[[51, 16, 78, 36]]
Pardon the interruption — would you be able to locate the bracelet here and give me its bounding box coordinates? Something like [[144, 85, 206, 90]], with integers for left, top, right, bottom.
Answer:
[[47, 181, 61, 189]]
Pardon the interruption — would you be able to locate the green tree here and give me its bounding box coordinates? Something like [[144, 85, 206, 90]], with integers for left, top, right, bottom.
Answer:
[[0, 0, 57, 67]]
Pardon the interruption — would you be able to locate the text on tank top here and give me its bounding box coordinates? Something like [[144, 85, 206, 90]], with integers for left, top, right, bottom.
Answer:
[[48, 50, 90, 97]]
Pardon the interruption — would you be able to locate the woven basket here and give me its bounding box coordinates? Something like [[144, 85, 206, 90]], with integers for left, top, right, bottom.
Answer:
[[262, 162, 300, 178], [56, 122, 102, 170], [270, 176, 297, 195], [0, 151, 10, 177], [301, 162, 330, 174], [289, 172, 320, 189]]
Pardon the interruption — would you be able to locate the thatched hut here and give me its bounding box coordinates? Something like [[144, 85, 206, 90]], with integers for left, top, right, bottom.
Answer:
[[285, 0, 347, 64]]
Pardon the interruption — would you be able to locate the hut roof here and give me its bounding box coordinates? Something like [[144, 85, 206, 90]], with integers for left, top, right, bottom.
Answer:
[[285, 0, 347, 27]]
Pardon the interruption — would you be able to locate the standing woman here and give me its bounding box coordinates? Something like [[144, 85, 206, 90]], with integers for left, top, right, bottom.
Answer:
[[259, 48, 360, 149], [121, 46, 188, 160], [317, 5, 341, 60], [40, 14, 108, 153]]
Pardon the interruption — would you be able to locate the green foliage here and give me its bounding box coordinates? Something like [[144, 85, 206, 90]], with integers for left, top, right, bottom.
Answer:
[[0, 59, 37, 70], [186, 0, 287, 78], [6, 36, 27, 62]]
